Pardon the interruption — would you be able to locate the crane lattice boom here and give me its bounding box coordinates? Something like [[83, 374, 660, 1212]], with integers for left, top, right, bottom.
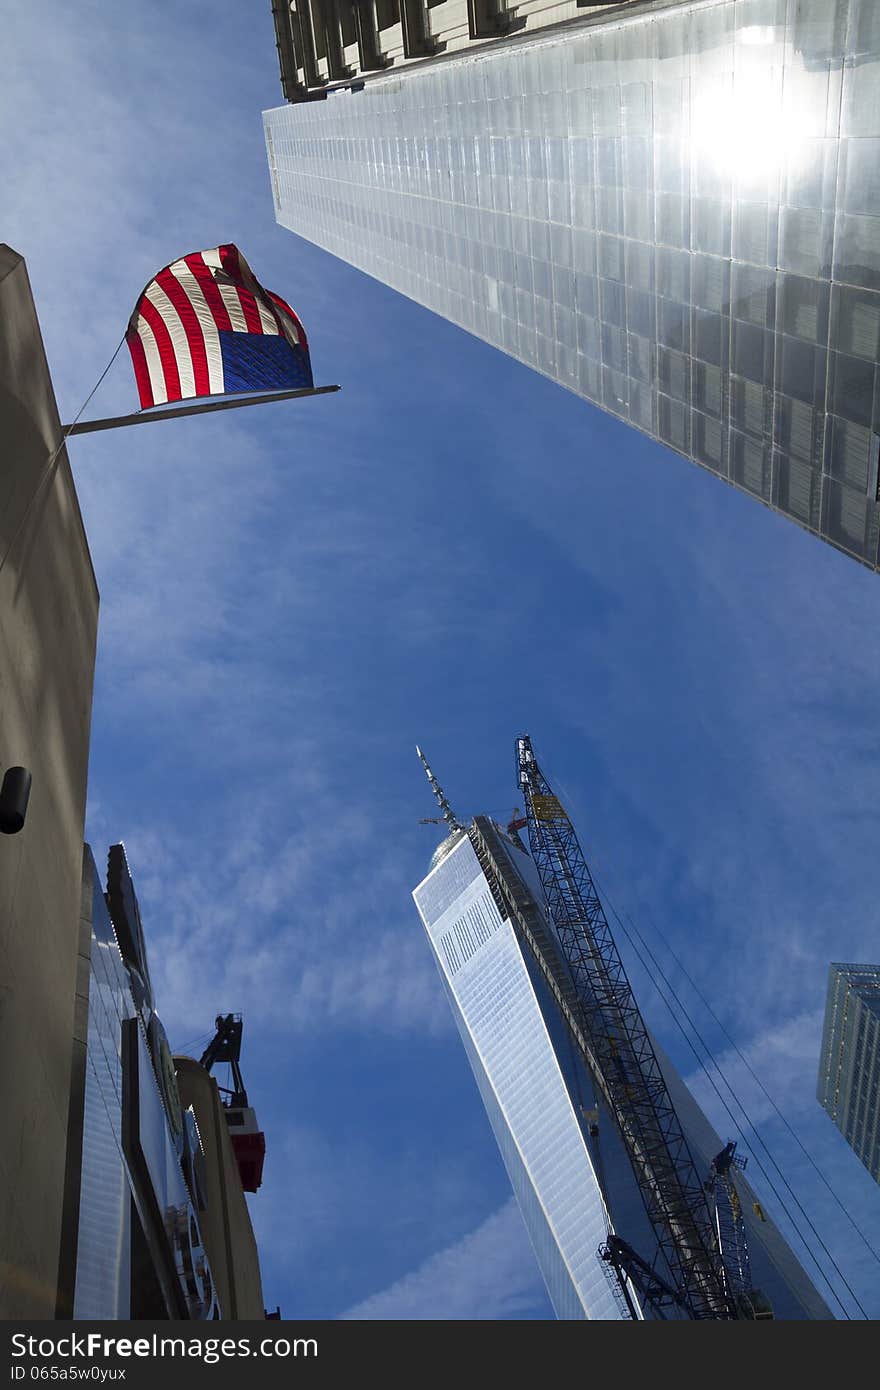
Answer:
[[515, 736, 735, 1319]]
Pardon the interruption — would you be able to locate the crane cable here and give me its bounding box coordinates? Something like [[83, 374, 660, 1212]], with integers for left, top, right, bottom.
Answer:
[[534, 755, 874, 1316], [623, 893, 880, 1275], [586, 857, 868, 1321], [173, 1030, 216, 1057]]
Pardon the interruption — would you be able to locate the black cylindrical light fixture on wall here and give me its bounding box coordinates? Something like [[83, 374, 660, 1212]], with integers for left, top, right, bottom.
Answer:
[[0, 766, 32, 834]]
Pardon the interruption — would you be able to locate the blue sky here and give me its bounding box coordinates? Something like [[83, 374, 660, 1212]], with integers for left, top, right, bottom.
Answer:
[[4, 1, 880, 1320]]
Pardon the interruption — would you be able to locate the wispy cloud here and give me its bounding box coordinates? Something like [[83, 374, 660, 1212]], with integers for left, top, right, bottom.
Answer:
[[339, 1198, 548, 1321], [485, 428, 880, 1043], [682, 1008, 826, 1137], [680, 1008, 880, 1319], [8, 0, 880, 1325], [1, 5, 284, 408], [245, 1126, 544, 1320], [86, 781, 449, 1049]]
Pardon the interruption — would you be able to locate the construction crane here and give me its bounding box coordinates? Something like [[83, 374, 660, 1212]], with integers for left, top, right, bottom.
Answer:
[[511, 735, 765, 1319], [599, 1234, 691, 1320], [199, 1014, 266, 1193], [704, 1142, 773, 1319], [415, 739, 771, 1317]]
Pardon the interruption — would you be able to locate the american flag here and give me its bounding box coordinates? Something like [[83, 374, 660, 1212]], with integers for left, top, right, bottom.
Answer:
[[125, 245, 313, 409]]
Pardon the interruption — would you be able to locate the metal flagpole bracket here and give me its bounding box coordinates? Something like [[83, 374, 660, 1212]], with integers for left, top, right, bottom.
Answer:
[[63, 384, 341, 435]]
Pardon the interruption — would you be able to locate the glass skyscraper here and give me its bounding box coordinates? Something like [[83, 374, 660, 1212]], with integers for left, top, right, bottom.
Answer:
[[817, 962, 880, 1183], [265, 0, 880, 570], [413, 812, 832, 1319], [414, 822, 629, 1319]]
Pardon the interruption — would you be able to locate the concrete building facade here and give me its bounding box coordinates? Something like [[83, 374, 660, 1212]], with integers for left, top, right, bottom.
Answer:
[[176, 1060, 265, 1319], [49, 842, 267, 1320], [0, 245, 100, 1319], [59, 841, 268, 1320], [0, 248, 266, 1320], [271, 0, 636, 101]]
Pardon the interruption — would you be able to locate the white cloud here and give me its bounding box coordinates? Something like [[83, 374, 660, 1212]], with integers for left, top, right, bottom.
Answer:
[[495, 449, 880, 1050], [244, 1122, 537, 1319], [682, 1008, 826, 1137], [86, 782, 450, 1049], [1, 6, 281, 406], [9, 0, 880, 1326], [339, 1198, 548, 1321]]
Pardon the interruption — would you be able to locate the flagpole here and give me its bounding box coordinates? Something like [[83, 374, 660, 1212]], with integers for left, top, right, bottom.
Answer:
[[63, 384, 341, 435]]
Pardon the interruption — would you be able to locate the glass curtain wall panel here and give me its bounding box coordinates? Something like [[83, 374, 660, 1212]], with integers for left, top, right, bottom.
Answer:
[[73, 852, 135, 1319], [818, 963, 880, 1181], [412, 830, 629, 1320], [412, 822, 834, 1318], [265, 0, 880, 570]]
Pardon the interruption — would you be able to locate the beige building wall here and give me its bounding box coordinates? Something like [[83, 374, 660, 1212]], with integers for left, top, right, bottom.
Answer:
[[175, 1059, 265, 1320], [0, 246, 99, 1319]]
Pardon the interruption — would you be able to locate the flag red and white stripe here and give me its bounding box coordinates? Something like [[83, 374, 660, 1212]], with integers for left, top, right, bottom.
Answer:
[[126, 245, 312, 409]]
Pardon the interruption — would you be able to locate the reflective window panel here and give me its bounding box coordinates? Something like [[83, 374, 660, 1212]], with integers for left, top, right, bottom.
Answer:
[[266, 0, 880, 570], [413, 833, 627, 1319]]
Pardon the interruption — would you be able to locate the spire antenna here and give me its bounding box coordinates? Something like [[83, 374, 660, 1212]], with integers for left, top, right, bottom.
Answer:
[[416, 746, 463, 831]]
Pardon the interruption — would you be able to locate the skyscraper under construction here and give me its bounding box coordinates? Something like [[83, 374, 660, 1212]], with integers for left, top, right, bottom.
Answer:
[[411, 739, 832, 1319], [266, 0, 880, 571]]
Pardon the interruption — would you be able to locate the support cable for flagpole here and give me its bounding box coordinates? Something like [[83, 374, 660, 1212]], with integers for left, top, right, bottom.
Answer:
[[1, 359, 340, 582], [0, 336, 126, 582]]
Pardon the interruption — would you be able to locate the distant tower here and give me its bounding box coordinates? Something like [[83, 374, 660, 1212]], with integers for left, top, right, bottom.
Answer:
[[817, 963, 880, 1184], [412, 740, 832, 1319]]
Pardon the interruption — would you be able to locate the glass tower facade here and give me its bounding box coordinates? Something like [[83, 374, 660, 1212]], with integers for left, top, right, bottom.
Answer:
[[73, 851, 136, 1318], [70, 847, 223, 1320], [413, 825, 636, 1319], [265, 0, 880, 570], [817, 962, 880, 1182], [413, 817, 833, 1318]]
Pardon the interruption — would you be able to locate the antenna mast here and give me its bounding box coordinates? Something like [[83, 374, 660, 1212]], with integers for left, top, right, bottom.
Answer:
[[416, 746, 463, 831]]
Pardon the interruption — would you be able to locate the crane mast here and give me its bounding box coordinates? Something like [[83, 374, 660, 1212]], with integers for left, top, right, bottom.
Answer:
[[515, 736, 735, 1319]]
